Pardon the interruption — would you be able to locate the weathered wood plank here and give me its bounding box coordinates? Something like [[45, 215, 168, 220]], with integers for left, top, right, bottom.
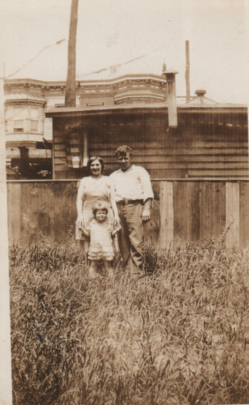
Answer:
[[89, 147, 248, 156], [158, 182, 174, 248], [54, 144, 67, 151], [173, 181, 188, 244], [199, 182, 213, 241], [239, 182, 249, 248], [102, 162, 248, 171], [84, 154, 249, 164], [54, 182, 78, 243], [20, 183, 37, 245], [226, 182, 240, 248], [54, 151, 67, 158], [188, 170, 249, 178], [144, 200, 160, 247], [186, 182, 200, 241], [213, 182, 226, 238], [36, 184, 55, 243], [54, 137, 65, 144], [55, 171, 69, 179], [54, 164, 67, 171], [7, 182, 21, 244], [89, 141, 248, 150], [6, 180, 249, 248]]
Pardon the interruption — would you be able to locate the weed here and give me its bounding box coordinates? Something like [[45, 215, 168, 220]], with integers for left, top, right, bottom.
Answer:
[[9, 240, 249, 405]]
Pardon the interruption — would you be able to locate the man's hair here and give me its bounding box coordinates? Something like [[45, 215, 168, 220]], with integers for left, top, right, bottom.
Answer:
[[92, 201, 109, 216], [115, 145, 133, 157], [87, 156, 105, 173]]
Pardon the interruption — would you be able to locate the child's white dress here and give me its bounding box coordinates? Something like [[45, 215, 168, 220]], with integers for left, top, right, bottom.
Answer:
[[87, 219, 115, 261]]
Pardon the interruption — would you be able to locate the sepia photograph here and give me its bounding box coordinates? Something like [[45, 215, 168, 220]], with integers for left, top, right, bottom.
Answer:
[[0, 0, 249, 404]]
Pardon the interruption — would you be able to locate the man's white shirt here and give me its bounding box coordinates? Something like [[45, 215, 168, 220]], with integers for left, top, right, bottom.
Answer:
[[110, 165, 154, 203]]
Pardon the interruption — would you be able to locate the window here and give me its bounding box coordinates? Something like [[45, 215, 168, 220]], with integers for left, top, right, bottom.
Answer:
[[31, 120, 39, 132], [13, 120, 24, 133]]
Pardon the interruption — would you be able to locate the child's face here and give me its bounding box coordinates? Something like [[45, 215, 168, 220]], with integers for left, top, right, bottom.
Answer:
[[95, 209, 107, 222]]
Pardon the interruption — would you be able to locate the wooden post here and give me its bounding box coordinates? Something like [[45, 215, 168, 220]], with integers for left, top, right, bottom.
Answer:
[[159, 181, 174, 248], [82, 131, 89, 167], [185, 40, 190, 103], [19, 146, 30, 177], [0, 66, 12, 405], [162, 70, 178, 128], [65, 0, 79, 107], [226, 182, 240, 248]]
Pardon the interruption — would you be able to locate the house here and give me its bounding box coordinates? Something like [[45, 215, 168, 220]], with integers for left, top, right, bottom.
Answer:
[[4, 73, 168, 178], [6, 72, 247, 182], [5, 72, 249, 247], [46, 88, 248, 181]]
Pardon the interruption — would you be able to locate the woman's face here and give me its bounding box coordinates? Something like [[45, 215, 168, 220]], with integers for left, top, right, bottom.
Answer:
[[90, 159, 102, 176]]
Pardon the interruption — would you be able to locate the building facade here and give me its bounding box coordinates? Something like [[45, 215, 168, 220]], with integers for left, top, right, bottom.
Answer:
[[4, 74, 168, 178], [4, 75, 248, 181]]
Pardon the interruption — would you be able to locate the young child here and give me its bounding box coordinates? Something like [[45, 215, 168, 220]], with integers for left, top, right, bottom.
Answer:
[[81, 202, 120, 278]]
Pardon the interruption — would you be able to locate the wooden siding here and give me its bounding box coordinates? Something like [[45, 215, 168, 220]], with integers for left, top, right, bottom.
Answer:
[[52, 108, 248, 180], [7, 180, 249, 248]]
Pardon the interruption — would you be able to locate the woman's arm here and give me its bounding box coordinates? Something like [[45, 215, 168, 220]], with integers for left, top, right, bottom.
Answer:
[[81, 227, 90, 237], [76, 179, 85, 223]]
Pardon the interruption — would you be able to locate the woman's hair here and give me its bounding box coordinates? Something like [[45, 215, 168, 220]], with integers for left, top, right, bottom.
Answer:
[[87, 156, 105, 173], [92, 201, 109, 216]]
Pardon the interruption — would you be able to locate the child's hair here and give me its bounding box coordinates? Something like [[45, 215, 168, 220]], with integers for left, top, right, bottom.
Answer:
[[92, 202, 109, 216]]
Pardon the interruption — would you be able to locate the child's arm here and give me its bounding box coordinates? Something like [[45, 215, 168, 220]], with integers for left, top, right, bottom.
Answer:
[[81, 227, 90, 237]]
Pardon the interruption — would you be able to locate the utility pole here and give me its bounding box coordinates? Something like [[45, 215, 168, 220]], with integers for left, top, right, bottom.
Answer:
[[185, 40, 190, 103], [65, 0, 79, 107]]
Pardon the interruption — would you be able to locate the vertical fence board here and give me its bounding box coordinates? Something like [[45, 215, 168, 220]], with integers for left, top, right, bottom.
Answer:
[[240, 182, 249, 248], [144, 200, 160, 247], [6, 180, 249, 248], [7, 183, 21, 244], [226, 182, 240, 248], [35, 183, 55, 244], [173, 181, 188, 245], [159, 182, 173, 248], [20, 182, 33, 245], [199, 182, 226, 242], [186, 182, 200, 242], [199, 182, 212, 241], [54, 182, 78, 243], [213, 182, 226, 239]]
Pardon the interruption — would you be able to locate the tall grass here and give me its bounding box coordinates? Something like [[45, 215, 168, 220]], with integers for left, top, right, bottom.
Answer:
[[9, 238, 249, 405]]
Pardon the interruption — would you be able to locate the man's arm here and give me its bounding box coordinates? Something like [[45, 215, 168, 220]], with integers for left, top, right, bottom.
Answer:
[[139, 167, 154, 221], [142, 198, 152, 221]]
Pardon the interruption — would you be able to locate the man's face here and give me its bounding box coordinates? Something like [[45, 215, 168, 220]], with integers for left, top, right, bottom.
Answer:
[[117, 153, 132, 171]]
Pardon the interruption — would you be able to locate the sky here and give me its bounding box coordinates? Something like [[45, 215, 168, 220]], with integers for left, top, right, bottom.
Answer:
[[0, 0, 248, 104]]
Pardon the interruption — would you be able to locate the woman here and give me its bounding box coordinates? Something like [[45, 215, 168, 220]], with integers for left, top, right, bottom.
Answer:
[[76, 156, 119, 253]]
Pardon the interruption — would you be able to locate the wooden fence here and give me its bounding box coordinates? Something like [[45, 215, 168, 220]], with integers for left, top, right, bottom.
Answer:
[[7, 179, 249, 249]]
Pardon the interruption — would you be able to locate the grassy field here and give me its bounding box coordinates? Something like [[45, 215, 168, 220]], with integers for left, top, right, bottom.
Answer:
[[9, 237, 249, 405]]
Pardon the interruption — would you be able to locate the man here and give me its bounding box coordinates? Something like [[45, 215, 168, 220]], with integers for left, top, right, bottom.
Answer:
[[110, 145, 154, 275]]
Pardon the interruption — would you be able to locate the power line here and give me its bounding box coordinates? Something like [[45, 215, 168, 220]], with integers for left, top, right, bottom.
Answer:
[[76, 42, 170, 78], [2, 40, 66, 80]]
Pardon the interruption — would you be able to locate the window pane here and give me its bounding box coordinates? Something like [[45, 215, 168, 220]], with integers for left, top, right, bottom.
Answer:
[[14, 120, 23, 128], [31, 120, 38, 131], [14, 120, 24, 132], [30, 107, 39, 119]]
